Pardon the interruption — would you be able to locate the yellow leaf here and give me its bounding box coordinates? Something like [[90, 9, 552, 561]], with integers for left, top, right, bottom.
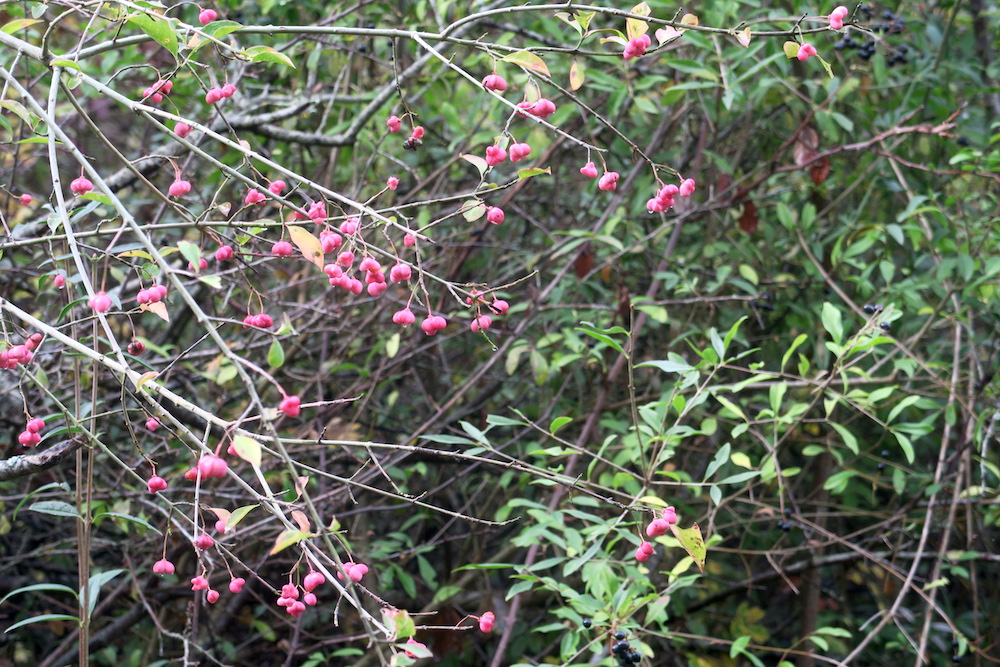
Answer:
[[134, 371, 159, 389], [500, 50, 550, 77], [269, 528, 311, 555], [231, 433, 262, 467], [669, 522, 707, 572], [680, 13, 699, 26], [730, 452, 753, 469], [626, 2, 651, 40], [569, 59, 585, 91], [288, 225, 324, 268], [142, 301, 170, 322]]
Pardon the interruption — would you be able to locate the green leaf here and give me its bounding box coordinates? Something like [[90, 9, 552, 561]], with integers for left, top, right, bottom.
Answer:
[[269, 528, 311, 555], [176, 240, 202, 271], [92, 512, 162, 535], [829, 422, 858, 454], [50, 58, 82, 71], [226, 504, 259, 531], [730, 634, 751, 657], [87, 569, 125, 618], [1, 583, 78, 607], [704, 443, 731, 480], [267, 339, 285, 368], [893, 431, 914, 464], [500, 50, 550, 76], [430, 584, 463, 605], [821, 302, 843, 345], [517, 167, 551, 180], [382, 607, 416, 639], [4, 614, 80, 634], [575, 322, 628, 357], [243, 45, 296, 68], [549, 416, 572, 435], [636, 359, 693, 374], [28, 500, 80, 518], [231, 433, 262, 467], [126, 12, 179, 59], [2, 18, 43, 34]]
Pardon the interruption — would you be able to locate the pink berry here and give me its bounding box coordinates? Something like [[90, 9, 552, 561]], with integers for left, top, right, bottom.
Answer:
[[303, 571, 325, 592], [197, 453, 228, 478], [254, 313, 274, 328], [389, 263, 411, 283], [420, 315, 447, 335], [229, 577, 245, 593], [319, 230, 342, 253], [215, 519, 227, 533], [221, 83, 236, 98], [196, 533, 215, 550], [598, 171, 620, 191], [153, 558, 175, 575], [215, 245, 234, 261], [359, 256, 381, 273], [470, 315, 492, 333], [70, 177, 93, 195], [19, 194, 32, 205], [244, 188, 265, 205], [410, 126, 425, 140], [623, 34, 652, 60], [386, 176, 399, 190], [188, 257, 208, 271], [679, 178, 696, 197], [206, 589, 220, 604], [485, 145, 507, 166], [338, 250, 355, 268], [662, 506, 678, 524], [308, 201, 327, 222], [509, 142, 531, 162], [486, 206, 505, 225], [88, 291, 112, 313], [403, 233, 416, 247], [271, 241, 294, 257], [279, 395, 301, 417], [191, 575, 209, 591], [386, 115, 402, 133], [579, 161, 598, 178], [340, 217, 359, 235], [479, 611, 496, 633], [303, 592, 317, 606], [482, 74, 507, 92], [147, 475, 167, 493], [640, 541, 655, 556], [168, 179, 191, 197], [635, 547, 650, 562], [490, 299, 509, 315], [205, 88, 222, 104], [26, 418, 45, 433], [286, 600, 306, 616], [146, 418, 160, 432], [646, 518, 669, 537], [18, 431, 40, 447], [54, 274, 66, 288], [392, 308, 415, 325], [281, 583, 300, 599], [269, 180, 286, 195], [527, 98, 556, 118], [174, 122, 192, 138], [797, 43, 818, 61], [198, 8, 217, 24]]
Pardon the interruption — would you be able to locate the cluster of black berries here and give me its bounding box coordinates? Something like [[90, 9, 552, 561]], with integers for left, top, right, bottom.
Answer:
[[863, 304, 892, 331], [402, 137, 422, 151], [611, 631, 642, 666], [776, 508, 793, 532], [833, 6, 909, 65], [877, 449, 889, 472]]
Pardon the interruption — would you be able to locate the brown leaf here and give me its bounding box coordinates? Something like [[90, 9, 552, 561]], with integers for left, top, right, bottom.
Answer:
[[810, 157, 831, 185], [793, 127, 820, 167], [739, 201, 759, 233], [573, 242, 594, 279]]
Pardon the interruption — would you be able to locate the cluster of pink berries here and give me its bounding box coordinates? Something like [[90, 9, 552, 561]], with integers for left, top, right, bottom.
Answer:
[[636, 506, 679, 562], [142, 79, 172, 104], [579, 161, 623, 193], [244, 188, 266, 206], [646, 178, 695, 212], [797, 43, 818, 61], [242, 312, 274, 329], [205, 83, 236, 105], [1, 333, 42, 371], [465, 290, 509, 333], [828, 5, 849, 30], [136, 284, 168, 305], [336, 561, 370, 583], [516, 98, 557, 119], [17, 417, 46, 447], [623, 34, 651, 60]]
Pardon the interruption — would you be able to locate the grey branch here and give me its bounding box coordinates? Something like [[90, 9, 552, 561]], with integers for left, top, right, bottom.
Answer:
[[0, 439, 83, 482]]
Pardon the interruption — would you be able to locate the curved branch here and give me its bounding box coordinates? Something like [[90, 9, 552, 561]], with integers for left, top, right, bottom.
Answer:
[[0, 438, 83, 482]]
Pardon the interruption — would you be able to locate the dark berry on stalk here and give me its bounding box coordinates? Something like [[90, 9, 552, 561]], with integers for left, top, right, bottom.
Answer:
[[631, 652, 642, 663], [863, 304, 877, 314], [880, 322, 892, 332], [784, 507, 792, 517], [877, 462, 886, 471], [615, 631, 626, 641], [582, 619, 592, 629]]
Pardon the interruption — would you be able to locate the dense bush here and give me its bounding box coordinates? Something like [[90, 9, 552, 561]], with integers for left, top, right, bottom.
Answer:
[[0, 0, 997, 665]]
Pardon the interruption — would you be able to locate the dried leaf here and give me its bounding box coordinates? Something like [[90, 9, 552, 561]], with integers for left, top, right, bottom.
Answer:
[[793, 127, 820, 167], [810, 157, 831, 185], [668, 521, 707, 572], [735, 27, 751, 48], [142, 301, 170, 323], [573, 242, 594, 279], [739, 201, 759, 234], [680, 13, 699, 26], [291, 510, 311, 532]]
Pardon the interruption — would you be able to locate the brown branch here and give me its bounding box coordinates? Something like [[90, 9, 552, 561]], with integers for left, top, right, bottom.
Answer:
[[0, 438, 84, 482]]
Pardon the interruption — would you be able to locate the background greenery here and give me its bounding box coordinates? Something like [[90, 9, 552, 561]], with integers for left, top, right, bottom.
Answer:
[[0, 0, 997, 665]]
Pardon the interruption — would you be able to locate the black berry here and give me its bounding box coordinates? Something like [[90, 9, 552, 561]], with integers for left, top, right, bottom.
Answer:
[[582, 619, 592, 629]]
